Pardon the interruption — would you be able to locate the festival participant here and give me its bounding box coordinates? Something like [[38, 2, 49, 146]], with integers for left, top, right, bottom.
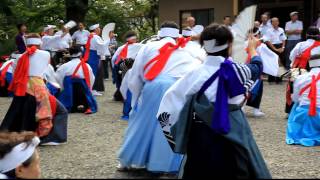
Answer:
[[72, 22, 90, 47], [286, 46, 320, 147], [0, 34, 68, 145], [0, 53, 21, 97], [0, 132, 41, 179], [285, 27, 320, 114], [182, 27, 206, 63], [41, 25, 69, 69], [157, 24, 271, 178], [246, 27, 279, 117], [284, 12, 303, 70], [264, 17, 287, 84], [111, 31, 143, 101], [117, 21, 199, 173], [56, 45, 97, 114], [86, 24, 110, 96]]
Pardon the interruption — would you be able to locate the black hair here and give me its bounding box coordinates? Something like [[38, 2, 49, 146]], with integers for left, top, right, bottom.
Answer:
[[124, 31, 137, 41], [224, 16, 231, 20], [200, 23, 233, 58], [160, 21, 179, 29], [4, 153, 35, 178], [306, 26, 320, 40], [69, 45, 82, 56], [16, 24, 26, 31]]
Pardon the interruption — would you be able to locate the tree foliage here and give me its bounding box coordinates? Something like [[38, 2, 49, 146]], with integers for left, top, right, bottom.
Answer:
[[0, 0, 159, 54]]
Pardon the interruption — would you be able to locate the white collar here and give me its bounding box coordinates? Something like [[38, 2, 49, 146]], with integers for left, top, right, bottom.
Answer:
[[204, 56, 225, 67]]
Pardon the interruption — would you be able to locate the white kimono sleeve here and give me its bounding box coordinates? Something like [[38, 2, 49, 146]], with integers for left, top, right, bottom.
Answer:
[[289, 42, 302, 63], [55, 64, 67, 90], [257, 44, 279, 76], [120, 69, 132, 99], [93, 35, 110, 57], [88, 64, 95, 89], [128, 45, 147, 107], [157, 68, 204, 134], [111, 46, 122, 67], [292, 74, 307, 103]]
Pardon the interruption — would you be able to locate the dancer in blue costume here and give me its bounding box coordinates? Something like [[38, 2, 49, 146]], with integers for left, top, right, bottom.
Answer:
[[287, 42, 320, 147], [86, 24, 110, 95], [56, 45, 97, 114], [117, 21, 200, 173]]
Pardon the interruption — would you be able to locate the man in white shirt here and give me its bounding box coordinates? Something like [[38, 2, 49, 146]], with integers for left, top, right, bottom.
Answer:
[[264, 17, 287, 83], [285, 12, 303, 70], [72, 22, 90, 46], [259, 14, 272, 37]]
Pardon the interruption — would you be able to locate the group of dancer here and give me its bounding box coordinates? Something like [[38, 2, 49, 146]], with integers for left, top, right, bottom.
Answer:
[[0, 8, 320, 179]]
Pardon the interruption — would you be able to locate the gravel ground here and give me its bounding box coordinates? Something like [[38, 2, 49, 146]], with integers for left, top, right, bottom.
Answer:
[[0, 80, 320, 179]]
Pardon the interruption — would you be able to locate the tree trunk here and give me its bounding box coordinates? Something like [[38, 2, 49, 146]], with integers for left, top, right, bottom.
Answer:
[[65, 0, 89, 23]]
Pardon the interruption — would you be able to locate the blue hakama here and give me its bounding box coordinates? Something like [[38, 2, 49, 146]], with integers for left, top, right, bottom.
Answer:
[[118, 75, 183, 173], [286, 103, 320, 147]]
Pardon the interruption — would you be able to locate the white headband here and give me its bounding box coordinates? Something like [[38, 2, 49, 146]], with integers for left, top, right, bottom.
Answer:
[[309, 59, 320, 68], [182, 30, 195, 37], [0, 137, 40, 174], [26, 38, 42, 45], [159, 28, 179, 38], [126, 36, 137, 42], [89, 24, 100, 31], [203, 39, 229, 53]]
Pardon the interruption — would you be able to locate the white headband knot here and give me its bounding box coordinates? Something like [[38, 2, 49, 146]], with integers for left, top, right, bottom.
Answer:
[[159, 27, 179, 38], [0, 137, 40, 174], [203, 39, 229, 53]]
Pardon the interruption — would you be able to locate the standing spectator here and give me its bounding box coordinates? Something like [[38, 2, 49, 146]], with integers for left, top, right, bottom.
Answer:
[[285, 12, 303, 70], [186, 16, 196, 29], [264, 12, 272, 26], [15, 24, 27, 53], [104, 31, 117, 80], [223, 16, 232, 29], [259, 14, 272, 37], [72, 22, 90, 47], [264, 17, 287, 84]]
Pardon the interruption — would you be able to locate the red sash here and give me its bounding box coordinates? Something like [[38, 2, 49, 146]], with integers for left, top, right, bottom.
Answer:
[[83, 33, 95, 62], [49, 94, 57, 116], [293, 41, 320, 69], [8, 46, 37, 96], [115, 42, 134, 65], [0, 61, 13, 87], [72, 59, 91, 89], [299, 73, 320, 116], [143, 37, 190, 81]]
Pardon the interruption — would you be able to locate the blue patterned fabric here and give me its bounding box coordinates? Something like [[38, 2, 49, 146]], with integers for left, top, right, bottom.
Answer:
[[121, 90, 132, 120]]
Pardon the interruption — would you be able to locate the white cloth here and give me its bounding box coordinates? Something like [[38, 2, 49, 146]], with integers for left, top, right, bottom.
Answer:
[[90, 35, 110, 58], [120, 69, 132, 99], [256, 43, 279, 76], [0, 59, 14, 73], [316, 17, 320, 29], [43, 64, 60, 89], [183, 41, 207, 63], [128, 37, 200, 107], [289, 39, 315, 63], [293, 68, 320, 107], [264, 27, 287, 44], [0, 137, 40, 174], [285, 20, 303, 41], [72, 30, 90, 45], [41, 35, 62, 51], [12, 50, 50, 78], [55, 31, 73, 50], [55, 58, 95, 90], [157, 56, 254, 133], [111, 43, 144, 67]]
